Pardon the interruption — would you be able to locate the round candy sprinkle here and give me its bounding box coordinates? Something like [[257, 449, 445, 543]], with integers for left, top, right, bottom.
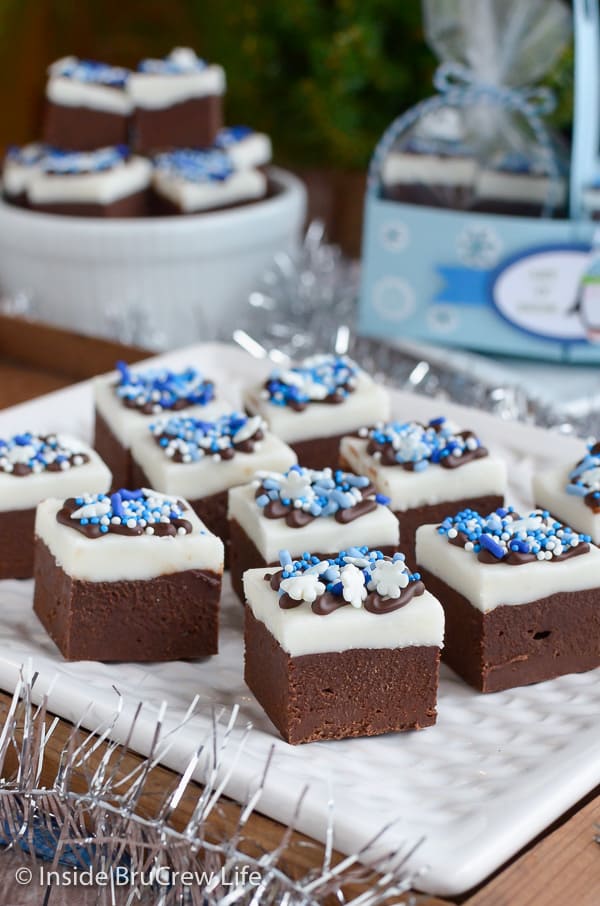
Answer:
[[264, 354, 358, 408], [438, 507, 591, 563]]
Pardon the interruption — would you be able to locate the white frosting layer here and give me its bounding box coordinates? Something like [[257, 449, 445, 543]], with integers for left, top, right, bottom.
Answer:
[[94, 372, 230, 450], [243, 566, 444, 656], [339, 436, 506, 511], [533, 466, 600, 544], [244, 373, 391, 445], [130, 430, 297, 499], [128, 65, 225, 108], [227, 133, 272, 170], [47, 75, 132, 115], [415, 523, 600, 613], [228, 481, 400, 563], [382, 152, 477, 188], [35, 497, 224, 582], [0, 436, 111, 512], [475, 170, 566, 206], [28, 157, 151, 205], [152, 168, 266, 213]]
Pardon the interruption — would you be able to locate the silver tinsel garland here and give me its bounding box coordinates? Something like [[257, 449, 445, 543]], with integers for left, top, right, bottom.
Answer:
[[0, 670, 422, 905], [234, 222, 600, 439]]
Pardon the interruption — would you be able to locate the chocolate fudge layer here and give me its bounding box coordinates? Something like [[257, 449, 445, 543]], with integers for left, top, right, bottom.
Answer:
[[420, 568, 600, 693], [95, 409, 131, 491], [43, 102, 129, 151], [291, 431, 354, 471], [229, 517, 398, 602], [133, 96, 223, 153], [417, 507, 600, 692], [245, 608, 439, 744], [0, 508, 36, 580], [34, 538, 220, 661]]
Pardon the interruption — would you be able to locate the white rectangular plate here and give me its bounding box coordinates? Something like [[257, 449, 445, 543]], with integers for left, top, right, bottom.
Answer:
[[0, 342, 598, 897]]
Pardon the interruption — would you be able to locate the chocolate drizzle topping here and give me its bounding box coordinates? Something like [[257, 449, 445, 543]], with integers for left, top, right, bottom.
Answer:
[[0, 433, 90, 478], [266, 547, 424, 616], [56, 490, 193, 540], [254, 466, 386, 529]]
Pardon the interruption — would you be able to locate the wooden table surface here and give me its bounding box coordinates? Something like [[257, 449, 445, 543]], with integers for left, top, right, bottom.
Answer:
[[0, 314, 598, 905]]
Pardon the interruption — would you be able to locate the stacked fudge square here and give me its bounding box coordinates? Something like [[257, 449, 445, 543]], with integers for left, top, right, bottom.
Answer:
[[3, 48, 272, 216]]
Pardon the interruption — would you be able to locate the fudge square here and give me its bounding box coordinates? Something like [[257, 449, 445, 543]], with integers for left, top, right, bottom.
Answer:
[[27, 147, 151, 218], [243, 548, 444, 744], [340, 416, 506, 566], [2, 143, 48, 207], [533, 440, 600, 544], [94, 360, 228, 491], [228, 464, 399, 601], [130, 413, 297, 544], [416, 507, 600, 693], [151, 149, 267, 215], [243, 354, 391, 471], [34, 488, 224, 662], [0, 432, 111, 580], [128, 48, 225, 153], [43, 56, 132, 151]]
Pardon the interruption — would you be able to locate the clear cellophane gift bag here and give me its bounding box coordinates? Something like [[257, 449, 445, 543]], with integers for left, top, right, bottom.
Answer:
[[371, 0, 571, 218]]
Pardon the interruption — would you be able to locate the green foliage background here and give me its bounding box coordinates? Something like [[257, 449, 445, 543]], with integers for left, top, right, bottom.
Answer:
[[0, 0, 574, 170]]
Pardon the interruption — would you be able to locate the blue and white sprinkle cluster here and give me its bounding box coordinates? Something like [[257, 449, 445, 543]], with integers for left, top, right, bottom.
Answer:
[[215, 126, 254, 149], [115, 361, 214, 412], [0, 433, 86, 475], [438, 507, 591, 561], [41, 146, 128, 175], [255, 465, 389, 517], [566, 444, 600, 502], [69, 489, 190, 535], [52, 57, 130, 88], [153, 149, 233, 184], [138, 48, 208, 74], [263, 355, 359, 407], [6, 143, 49, 166], [151, 413, 265, 462], [362, 417, 480, 468], [277, 548, 420, 607]]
